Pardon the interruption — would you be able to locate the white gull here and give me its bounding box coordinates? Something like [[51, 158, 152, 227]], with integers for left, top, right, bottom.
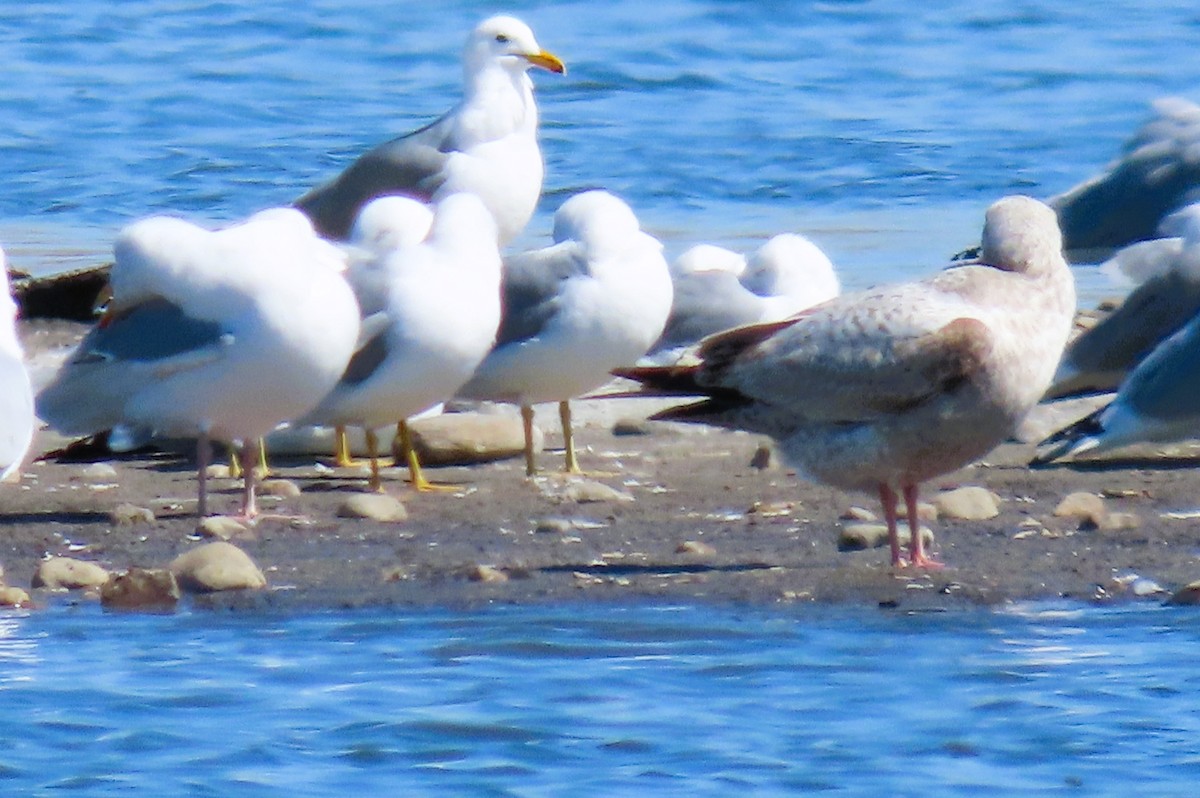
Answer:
[[458, 190, 673, 476], [36, 208, 361, 517], [0, 248, 34, 483], [295, 15, 564, 245], [618, 197, 1075, 569]]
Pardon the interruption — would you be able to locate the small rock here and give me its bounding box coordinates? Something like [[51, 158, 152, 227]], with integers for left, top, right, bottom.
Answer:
[[205, 464, 233, 480], [1054, 492, 1108, 529], [468, 564, 509, 583], [1167, 580, 1200, 606], [170, 542, 267, 593], [259, 479, 302, 498], [32, 557, 111, 590], [558, 480, 635, 504], [100, 568, 180, 611], [934, 486, 1000, 521], [749, 443, 775, 470], [76, 462, 118, 482], [336, 493, 408, 522], [196, 516, 250, 540], [841, 506, 877, 522], [1132, 578, 1165, 597], [535, 518, 576, 534], [1102, 512, 1141, 531], [676, 540, 716, 557], [612, 418, 652, 436], [110, 503, 155, 526], [838, 522, 934, 553], [406, 411, 543, 466], [0, 586, 31, 608]]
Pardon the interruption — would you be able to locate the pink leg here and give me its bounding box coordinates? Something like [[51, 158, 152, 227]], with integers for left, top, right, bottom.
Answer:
[[903, 484, 943, 570], [197, 433, 210, 517], [878, 483, 903, 567]]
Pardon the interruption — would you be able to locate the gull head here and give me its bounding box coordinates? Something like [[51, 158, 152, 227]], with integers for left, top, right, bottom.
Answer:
[[350, 196, 434, 253], [465, 16, 565, 77], [980, 195, 1065, 276]]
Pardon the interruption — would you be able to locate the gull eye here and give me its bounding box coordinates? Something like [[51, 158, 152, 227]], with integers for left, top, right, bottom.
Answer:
[[494, 33, 510, 43]]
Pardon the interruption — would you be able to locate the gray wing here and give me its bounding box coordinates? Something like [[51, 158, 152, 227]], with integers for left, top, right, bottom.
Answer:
[[654, 271, 763, 352], [1051, 97, 1200, 253], [36, 297, 227, 436], [1117, 313, 1200, 422], [295, 115, 454, 240], [493, 242, 590, 348]]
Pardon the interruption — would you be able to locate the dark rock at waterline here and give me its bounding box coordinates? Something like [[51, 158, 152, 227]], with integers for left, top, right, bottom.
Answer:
[[9, 263, 110, 321]]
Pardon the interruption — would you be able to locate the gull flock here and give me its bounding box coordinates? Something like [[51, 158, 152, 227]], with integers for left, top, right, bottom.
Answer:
[[4, 15, 1200, 570]]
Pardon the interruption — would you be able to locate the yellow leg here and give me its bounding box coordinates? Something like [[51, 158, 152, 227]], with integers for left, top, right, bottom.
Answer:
[[334, 425, 360, 468], [521, 404, 537, 477], [256, 437, 270, 478], [560, 400, 582, 475], [399, 419, 458, 492], [366, 428, 383, 493], [227, 442, 242, 479]]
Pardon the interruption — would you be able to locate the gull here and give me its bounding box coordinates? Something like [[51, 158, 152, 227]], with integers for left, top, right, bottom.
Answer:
[[295, 15, 565, 245], [36, 209, 361, 518], [1047, 202, 1200, 400], [1, 248, 34, 483], [616, 197, 1075, 569], [300, 192, 502, 491], [458, 190, 673, 476], [1051, 97, 1200, 256], [1034, 308, 1200, 464], [651, 233, 839, 360]]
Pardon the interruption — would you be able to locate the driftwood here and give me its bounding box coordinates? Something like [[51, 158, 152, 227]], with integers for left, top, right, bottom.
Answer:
[[8, 263, 111, 321]]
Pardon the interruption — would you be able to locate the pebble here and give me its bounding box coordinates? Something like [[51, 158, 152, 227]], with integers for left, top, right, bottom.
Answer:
[[196, 516, 250, 540], [336, 493, 408, 522], [0, 586, 31, 608], [259, 479, 302, 498], [110, 503, 155, 526], [676, 540, 716, 557], [838, 522, 935, 553], [205, 464, 233, 480], [748, 443, 776, 471], [1166, 580, 1200, 606], [468, 564, 509, 583], [406, 411, 541, 466], [32, 557, 111, 590], [841, 506, 877, 522], [170, 541, 267, 593], [1053, 492, 1108, 529], [100, 568, 181, 611], [76, 462, 118, 482], [934, 486, 1000, 521], [557, 480, 635, 504], [535, 518, 576, 535]]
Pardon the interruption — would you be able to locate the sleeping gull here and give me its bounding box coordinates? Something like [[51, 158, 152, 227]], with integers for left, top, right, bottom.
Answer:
[[651, 233, 839, 360], [1034, 309, 1200, 464], [300, 192, 502, 491], [616, 196, 1075, 569], [1046, 202, 1200, 400], [458, 190, 673, 476], [295, 15, 565, 244], [1051, 97, 1200, 256], [1, 248, 34, 483], [36, 209, 361, 518]]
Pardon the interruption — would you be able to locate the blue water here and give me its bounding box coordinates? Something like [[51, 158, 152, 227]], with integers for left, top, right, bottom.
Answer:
[[1, 602, 1199, 795], [6, 2, 1200, 793]]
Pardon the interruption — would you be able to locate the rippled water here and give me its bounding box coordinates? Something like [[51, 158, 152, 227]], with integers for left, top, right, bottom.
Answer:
[[5, 3, 1200, 792], [1, 602, 1198, 794]]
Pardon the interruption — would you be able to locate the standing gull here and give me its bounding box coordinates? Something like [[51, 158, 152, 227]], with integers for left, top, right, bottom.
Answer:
[[36, 209, 361, 518], [458, 190, 673, 476], [300, 193, 502, 492], [1, 248, 34, 483], [617, 197, 1075, 569], [1046, 202, 1200, 400], [651, 233, 839, 360], [295, 15, 565, 245]]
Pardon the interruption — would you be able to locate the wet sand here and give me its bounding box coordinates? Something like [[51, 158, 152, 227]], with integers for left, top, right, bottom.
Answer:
[[6, 320, 1200, 613]]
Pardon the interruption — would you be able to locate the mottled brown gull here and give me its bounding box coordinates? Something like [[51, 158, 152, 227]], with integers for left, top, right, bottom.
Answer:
[[617, 196, 1075, 569], [295, 15, 564, 244]]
